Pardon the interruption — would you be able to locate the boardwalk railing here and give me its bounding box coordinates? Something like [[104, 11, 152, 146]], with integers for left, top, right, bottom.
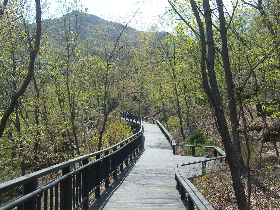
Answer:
[[156, 120, 226, 210], [0, 113, 143, 210]]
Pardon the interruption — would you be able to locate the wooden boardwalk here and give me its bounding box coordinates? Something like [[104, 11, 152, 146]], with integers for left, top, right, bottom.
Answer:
[[93, 122, 204, 210]]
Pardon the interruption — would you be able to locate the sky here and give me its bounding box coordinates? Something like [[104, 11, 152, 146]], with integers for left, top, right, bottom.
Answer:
[[46, 0, 171, 31], [81, 0, 171, 31], [46, 0, 233, 32]]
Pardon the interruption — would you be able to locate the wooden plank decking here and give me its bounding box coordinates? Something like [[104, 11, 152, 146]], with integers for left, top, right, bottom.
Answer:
[[92, 122, 204, 210]]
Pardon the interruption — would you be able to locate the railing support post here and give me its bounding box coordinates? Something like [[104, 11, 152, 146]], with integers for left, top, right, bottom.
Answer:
[[187, 195, 194, 210], [105, 151, 110, 188], [95, 154, 101, 198], [23, 179, 38, 210], [113, 147, 118, 180], [120, 143, 124, 172], [214, 149, 217, 157], [61, 166, 72, 210], [82, 158, 89, 210], [172, 145, 175, 155], [181, 186, 186, 201], [192, 146, 195, 156], [202, 161, 206, 176]]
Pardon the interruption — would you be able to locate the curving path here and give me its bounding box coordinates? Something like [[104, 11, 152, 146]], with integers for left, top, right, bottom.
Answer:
[[98, 122, 204, 210]]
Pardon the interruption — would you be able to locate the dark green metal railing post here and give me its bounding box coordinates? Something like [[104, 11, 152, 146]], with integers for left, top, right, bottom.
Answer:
[[82, 158, 89, 210], [192, 146, 195, 156], [95, 154, 101, 198], [113, 147, 118, 180], [61, 166, 71, 210], [23, 179, 38, 210]]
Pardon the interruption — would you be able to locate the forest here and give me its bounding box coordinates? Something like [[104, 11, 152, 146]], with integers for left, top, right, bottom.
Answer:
[[0, 0, 279, 209]]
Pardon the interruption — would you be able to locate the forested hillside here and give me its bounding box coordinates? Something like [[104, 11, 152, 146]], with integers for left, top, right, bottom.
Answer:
[[43, 11, 142, 56], [0, 0, 279, 209]]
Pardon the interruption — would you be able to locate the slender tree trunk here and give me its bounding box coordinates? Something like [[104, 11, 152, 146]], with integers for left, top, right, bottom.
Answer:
[[160, 84, 169, 131], [174, 82, 185, 140], [0, 0, 8, 19], [166, 44, 185, 140], [187, 0, 249, 209], [70, 98, 80, 156], [98, 63, 110, 151], [183, 84, 190, 129], [259, 63, 267, 169], [0, 0, 41, 137], [238, 91, 251, 209], [33, 76, 42, 168], [54, 78, 74, 157], [64, 17, 81, 156], [216, 0, 245, 170]]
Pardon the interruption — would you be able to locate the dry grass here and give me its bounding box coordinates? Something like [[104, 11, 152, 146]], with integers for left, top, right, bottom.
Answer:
[[191, 150, 280, 210]]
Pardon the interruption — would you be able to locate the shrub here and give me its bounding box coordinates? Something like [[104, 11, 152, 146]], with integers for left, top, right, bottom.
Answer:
[[188, 129, 208, 146], [158, 113, 170, 123]]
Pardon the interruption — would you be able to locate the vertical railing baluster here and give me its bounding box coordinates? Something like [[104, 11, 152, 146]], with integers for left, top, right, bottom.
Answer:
[[37, 193, 42, 210], [50, 187, 53, 210], [79, 171, 82, 203], [55, 184, 59, 210], [72, 173, 76, 208], [44, 190, 48, 210], [77, 172, 80, 204]]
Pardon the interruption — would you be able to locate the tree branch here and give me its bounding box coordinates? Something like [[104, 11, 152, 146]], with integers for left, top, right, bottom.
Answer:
[[241, 0, 258, 9], [242, 40, 280, 90], [168, 0, 200, 37]]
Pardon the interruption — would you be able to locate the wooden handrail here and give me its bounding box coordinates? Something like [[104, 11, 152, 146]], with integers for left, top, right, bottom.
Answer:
[[0, 113, 144, 210]]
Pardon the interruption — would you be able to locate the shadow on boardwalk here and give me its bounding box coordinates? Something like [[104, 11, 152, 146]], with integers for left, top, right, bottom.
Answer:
[[91, 122, 204, 210], [90, 149, 144, 210]]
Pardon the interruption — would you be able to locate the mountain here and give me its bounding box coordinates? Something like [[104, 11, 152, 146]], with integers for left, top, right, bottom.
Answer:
[[42, 11, 143, 55]]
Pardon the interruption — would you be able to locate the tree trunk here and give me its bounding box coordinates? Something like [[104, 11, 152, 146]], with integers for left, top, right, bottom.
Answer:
[[187, 0, 249, 209], [166, 43, 186, 140], [160, 84, 169, 131], [98, 63, 110, 151], [33, 76, 42, 168], [216, 0, 245, 170], [0, 0, 41, 137], [183, 84, 190, 129], [174, 82, 185, 140], [0, 0, 8, 19]]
